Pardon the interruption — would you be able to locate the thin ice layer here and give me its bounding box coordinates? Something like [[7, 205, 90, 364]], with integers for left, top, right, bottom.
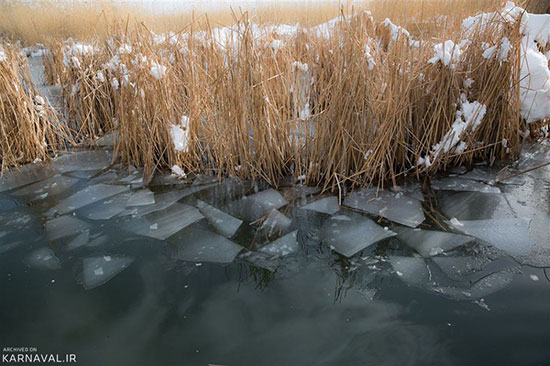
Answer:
[[196, 200, 243, 238], [343, 188, 425, 227], [323, 214, 396, 257], [394, 227, 474, 257], [431, 177, 501, 194], [449, 218, 535, 257], [52, 184, 129, 214], [77, 192, 132, 220], [389, 256, 430, 286], [260, 209, 292, 236], [10, 175, 79, 201], [45, 215, 91, 241], [301, 196, 340, 215], [0, 163, 59, 193], [52, 150, 112, 173], [122, 203, 204, 240], [227, 189, 289, 221], [126, 189, 155, 207], [259, 230, 299, 257], [81, 256, 134, 289], [172, 229, 243, 263], [432, 255, 490, 281], [27, 248, 61, 270]]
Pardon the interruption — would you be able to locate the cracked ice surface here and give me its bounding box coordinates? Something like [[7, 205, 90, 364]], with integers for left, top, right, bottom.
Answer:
[[343, 188, 425, 227]]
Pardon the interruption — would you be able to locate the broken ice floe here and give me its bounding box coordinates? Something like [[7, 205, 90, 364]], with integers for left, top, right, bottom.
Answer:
[[52, 184, 129, 215], [27, 248, 61, 270], [448, 218, 534, 258], [46, 215, 91, 241], [389, 256, 431, 286], [394, 227, 474, 257], [0, 163, 58, 193], [226, 188, 289, 221], [323, 214, 396, 257], [438, 191, 511, 220], [434, 269, 515, 301], [432, 255, 491, 281], [431, 177, 501, 193], [260, 209, 292, 237], [52, 150, 112, 173], [126, 189, 155, 207], [343, 188, 425, 227], [10, 175, 79, 201], [259, 230, 299, 257], [300, 196, 340, 215], [77, 192, 132, 220], [122, 203, 204, 240], [81, 256, 134, 289], [66, 230, 90, 250], [238, 251, 281, 272], [0, 241, 21, 256], [172, 229, 243, 263], [196, 200, 243, 238]]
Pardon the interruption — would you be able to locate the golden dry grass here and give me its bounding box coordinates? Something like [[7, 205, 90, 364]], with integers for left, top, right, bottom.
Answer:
[[0, 42, 71, 173]]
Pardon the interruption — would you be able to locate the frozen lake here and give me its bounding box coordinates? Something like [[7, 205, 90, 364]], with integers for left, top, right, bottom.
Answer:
[[1, 139, 550, 365]]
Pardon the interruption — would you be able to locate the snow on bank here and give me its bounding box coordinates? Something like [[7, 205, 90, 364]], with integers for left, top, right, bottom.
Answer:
[[0, 45, 6, 62], [62, 43, 95, 68]]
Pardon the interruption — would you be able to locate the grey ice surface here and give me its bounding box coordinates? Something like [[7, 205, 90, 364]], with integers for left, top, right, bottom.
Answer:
[[81, 256, 134, 290], [45, 215, 91, 241], [122, 203, 204, 240], [196, 200, 243, 238], [228, 189, 289, 221], [449, 218, 534, 258], [389, 256, 430, 287], [77, 192, 132, 220], [10, 175, 79, 201], [52, 184, 129, 215], [394, 227, 474, 257], [301, 196, 340, 215], [0, 163, 59, 193], [238, 251, 281, 272], [431, 255, 490, 282], [172, 229, 243, 263], [126, 189, 155, 207], [343, 188, 425, 228], [52, 150, 112, 173], [323, 214, 396, 257], [27, 248, 61, 270], [65, 230, 90, 250], [259, 230, 299, 257], [260, 209, 292, 237], [431, 177, 501, 194]]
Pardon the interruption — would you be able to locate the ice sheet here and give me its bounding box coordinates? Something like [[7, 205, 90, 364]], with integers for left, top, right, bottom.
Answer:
[[81, 256, 134, 289], [77, 192, 132, 220], [0, 163, 59, 193], [260, 209, 292, 237], [323, 214, 396, 257], [394, 227, 474, 257], [389, 256, 430, 286], [343, 188, 425, 227], [45, 215, 91, 241], [301, 196, 340, 215], [431, 177, 501, 194], [126, 189, 155, 207], [52, 184, 130, 214], [172, 229, 243, 263], [27, 248, 61, 270], [52, 150, 112, 173], [10, 175, 79, 201], [259, 230, 298, 257], [196, 200, 243, 238]]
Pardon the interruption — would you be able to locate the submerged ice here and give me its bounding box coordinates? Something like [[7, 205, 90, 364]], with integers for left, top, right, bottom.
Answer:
[[81, 256, 134, 289]]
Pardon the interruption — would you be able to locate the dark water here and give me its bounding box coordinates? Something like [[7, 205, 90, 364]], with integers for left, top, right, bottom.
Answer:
[[1, 144, 550, 365]]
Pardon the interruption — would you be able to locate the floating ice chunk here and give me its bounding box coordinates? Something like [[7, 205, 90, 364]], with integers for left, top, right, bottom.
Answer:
[[77, 192, 132, 220], [66, 170, 102, 180], [389, 256, 430, 286], [259, 230, 298, 257], [196, 200, 243, 238], [469, 270, 515, 299], [394, 227, 474, 257], [301, 196, 340, 215], [343, 188, 425, 227], [66, 230, 90, 250], [431, 177, 501, 194], [52, 184, 129, 214], [81, 256, 134, 289], [126, 189, 155, 207], [228, 189, 289, 221], [45, 215, 90, 241], [438, 191, 511, 220], [172, 229, 243, 263], [260, 209, 292, 236], [323, 215, 396, 257], [27, 248, 61, 270], [123, 203, 203, 240], [432, 256, 490, 281], [238, 251, 280, 272], [52, 150, 112, 173], [530, 274, 539, 281], [449, 218, 534, 258], [94, 132, 116, 147], [0, 163, 58, 193], [10, 175, 79, 201]]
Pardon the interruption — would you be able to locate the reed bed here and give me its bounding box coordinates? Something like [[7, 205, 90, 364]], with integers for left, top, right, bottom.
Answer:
[[0, 42, 71, 174], [37, 1, 531, 189]]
